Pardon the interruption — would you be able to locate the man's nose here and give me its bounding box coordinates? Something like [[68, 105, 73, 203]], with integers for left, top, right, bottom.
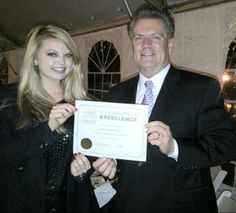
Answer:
[[142, 36, 152, 45]]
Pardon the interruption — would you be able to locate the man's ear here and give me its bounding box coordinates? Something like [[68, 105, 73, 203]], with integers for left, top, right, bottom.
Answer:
[[34, 59, 39, 66], [168, 38, 174, 55]]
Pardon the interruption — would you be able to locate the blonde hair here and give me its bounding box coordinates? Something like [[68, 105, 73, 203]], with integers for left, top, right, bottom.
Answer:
[[17, 24, 87, 131]]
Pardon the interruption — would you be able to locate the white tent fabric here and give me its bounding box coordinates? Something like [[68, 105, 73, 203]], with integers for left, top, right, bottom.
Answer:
[[4, 1, 236, 85], [171, 1, 236, 81]]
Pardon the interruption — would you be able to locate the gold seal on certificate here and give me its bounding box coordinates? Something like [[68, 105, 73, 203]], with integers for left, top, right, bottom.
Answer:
[[81, 138, 93, 149]]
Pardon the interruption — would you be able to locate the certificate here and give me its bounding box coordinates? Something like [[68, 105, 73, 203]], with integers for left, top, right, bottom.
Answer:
[[73, 100, 148, 161]]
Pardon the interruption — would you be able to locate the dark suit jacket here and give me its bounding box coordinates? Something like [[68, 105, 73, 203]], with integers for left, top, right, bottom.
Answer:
[[106, 66, 236, 213]]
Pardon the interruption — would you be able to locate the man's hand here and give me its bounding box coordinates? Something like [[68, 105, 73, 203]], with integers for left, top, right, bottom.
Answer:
[[146, 121, 174, 155], [92, 157, 117, 179]]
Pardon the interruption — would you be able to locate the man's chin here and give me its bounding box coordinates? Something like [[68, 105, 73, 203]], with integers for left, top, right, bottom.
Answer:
[[140, 63, 157, 71]]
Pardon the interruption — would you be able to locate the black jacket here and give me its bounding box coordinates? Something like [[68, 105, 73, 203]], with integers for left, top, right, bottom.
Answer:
[[106, 66, 236, 213], [0, 84, 100, 213]]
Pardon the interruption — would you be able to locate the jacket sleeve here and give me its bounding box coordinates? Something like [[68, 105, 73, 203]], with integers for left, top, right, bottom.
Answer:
[[177, 78, 236, 170], [0, 113, 60, 167]]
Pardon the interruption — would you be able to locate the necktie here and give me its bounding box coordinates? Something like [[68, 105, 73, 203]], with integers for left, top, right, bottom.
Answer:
[[137, 80, 154, 167], [142, 80, 154, 116]]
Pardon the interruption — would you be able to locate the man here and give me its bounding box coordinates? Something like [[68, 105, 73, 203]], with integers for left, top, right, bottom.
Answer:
[[106, 4, 236, 213]]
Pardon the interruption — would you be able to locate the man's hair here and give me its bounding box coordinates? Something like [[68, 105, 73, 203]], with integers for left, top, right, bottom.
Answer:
[[128, 4, 175, 40]]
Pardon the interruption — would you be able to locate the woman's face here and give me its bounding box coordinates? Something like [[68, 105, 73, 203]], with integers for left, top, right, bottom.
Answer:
[[36, 38, 73, 84]]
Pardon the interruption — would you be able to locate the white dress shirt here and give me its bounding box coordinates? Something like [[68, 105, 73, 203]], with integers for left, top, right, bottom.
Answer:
[[135, 64, 179, 161]]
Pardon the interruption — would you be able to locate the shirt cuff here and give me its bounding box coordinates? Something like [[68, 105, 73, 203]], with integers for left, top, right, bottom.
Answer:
[[167, 139, 179, 161]]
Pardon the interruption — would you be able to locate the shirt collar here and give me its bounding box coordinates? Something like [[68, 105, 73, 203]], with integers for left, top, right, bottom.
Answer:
[[138, 64, 170, 89]]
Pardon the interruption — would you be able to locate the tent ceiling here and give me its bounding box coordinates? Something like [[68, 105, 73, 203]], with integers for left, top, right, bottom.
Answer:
[[0, 0, 231, 51]]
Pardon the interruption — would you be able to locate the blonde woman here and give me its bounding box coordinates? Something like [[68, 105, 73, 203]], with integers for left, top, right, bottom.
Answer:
[[0, 24, 116, 213]]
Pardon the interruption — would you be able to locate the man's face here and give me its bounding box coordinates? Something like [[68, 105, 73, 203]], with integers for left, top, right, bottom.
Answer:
[[132, 18, 173, 77]]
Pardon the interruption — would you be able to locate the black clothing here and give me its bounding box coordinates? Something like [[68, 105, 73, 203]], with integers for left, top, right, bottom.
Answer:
[[106, 66, 236, 213], [0, 82, 17, 99], [0, 85, 100, 213]]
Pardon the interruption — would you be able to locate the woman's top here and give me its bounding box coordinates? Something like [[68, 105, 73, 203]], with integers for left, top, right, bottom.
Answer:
[[0, 91, 74, 212], [0, 85, 102, 213], [44, 129, 73, 212]]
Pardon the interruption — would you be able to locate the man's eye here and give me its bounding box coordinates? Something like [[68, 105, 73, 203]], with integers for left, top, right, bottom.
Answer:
[[47, 52, 57, 57], [151, 35, 161, 40], [133, 36, 143, 41]]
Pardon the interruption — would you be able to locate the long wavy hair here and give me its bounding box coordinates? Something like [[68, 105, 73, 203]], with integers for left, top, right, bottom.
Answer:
[[17, 24, 87, 132]]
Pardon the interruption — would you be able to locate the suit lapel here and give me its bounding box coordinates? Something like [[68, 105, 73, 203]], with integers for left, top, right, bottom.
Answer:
[[126, 75, 139, 104], [150, 66, 180, 121]]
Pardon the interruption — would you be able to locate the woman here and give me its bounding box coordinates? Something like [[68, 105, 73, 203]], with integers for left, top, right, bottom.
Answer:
[[0, 24, 116, 213]]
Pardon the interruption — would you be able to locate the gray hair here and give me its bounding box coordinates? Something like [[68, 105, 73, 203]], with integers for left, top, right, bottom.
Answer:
[[128, 4, 175, 40]]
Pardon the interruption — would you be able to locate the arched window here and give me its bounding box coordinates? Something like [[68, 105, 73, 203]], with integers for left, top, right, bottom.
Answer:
[[223, 38, 236, 131], [0, 56, 8, 85], [221, 37, 236, 184], [225, 37, 236, 70], [88, 40, 120, 100], [223, 37, 236, 101]]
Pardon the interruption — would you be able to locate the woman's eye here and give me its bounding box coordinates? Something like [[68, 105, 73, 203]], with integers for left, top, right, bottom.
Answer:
[[47, 52, 57, 57], [65, 53, 73, 58]]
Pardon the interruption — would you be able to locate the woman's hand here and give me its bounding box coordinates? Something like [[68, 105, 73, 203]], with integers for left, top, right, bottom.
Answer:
[[48, 103, 77, 131], [71, 153, 91, 177], [92, 157, 117, 179]]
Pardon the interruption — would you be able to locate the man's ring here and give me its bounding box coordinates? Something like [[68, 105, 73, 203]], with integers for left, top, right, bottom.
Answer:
[[155, 132, 160, 140]]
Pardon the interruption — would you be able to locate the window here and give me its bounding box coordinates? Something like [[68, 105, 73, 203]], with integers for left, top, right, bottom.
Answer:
[[88, 40, 120, 100], [223, 37, 236, 130], [0, 56, 8, 85]]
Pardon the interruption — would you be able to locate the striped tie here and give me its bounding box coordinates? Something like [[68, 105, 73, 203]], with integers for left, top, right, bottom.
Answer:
[[142, 80, 154, 116]]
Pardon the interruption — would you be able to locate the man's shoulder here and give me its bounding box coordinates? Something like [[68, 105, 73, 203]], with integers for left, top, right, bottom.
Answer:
[[105, 75, 138, 102], [111, 75, 139, 90], [173, 66, 219, 84]]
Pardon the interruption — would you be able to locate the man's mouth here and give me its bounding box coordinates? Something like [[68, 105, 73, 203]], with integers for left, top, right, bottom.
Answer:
[[141, 52, 154, 56]]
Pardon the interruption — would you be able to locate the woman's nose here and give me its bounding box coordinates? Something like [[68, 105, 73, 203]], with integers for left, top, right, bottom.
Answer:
[[58, 55, 66, 64]]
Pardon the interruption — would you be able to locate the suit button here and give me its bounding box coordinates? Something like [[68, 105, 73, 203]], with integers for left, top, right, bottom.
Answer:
[[17, 165, 24, 172], [137, 161, 144, 167]]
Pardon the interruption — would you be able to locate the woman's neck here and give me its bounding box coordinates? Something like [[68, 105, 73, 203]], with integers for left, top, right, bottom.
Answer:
[[49, 90, 64, 103], [42, 80, 64, 103]]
